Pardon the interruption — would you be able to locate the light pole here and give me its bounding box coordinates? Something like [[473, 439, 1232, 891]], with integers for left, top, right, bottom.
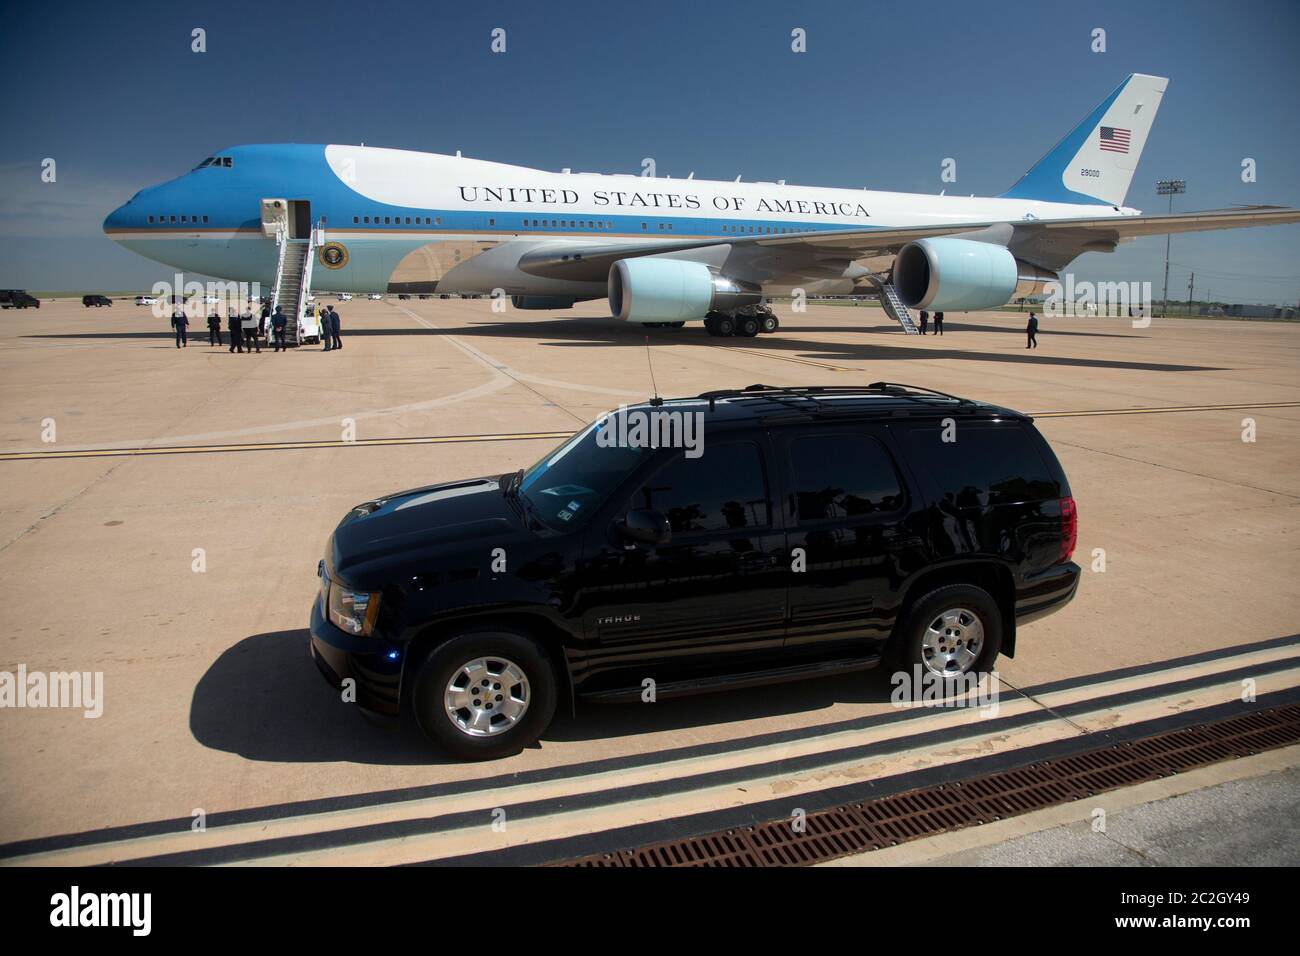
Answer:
[[1156, 179, 1186, 317]]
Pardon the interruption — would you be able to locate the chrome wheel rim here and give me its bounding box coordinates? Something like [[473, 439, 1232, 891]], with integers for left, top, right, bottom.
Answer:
[[444, 657, 530, 737], [921, 608, 984, 677]]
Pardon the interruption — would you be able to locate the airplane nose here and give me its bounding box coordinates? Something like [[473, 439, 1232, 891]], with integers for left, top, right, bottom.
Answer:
[[103, 203, 127, 234]]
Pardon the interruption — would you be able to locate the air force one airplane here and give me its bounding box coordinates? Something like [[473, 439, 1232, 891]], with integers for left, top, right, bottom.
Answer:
[[105, 73, 1300, 337]]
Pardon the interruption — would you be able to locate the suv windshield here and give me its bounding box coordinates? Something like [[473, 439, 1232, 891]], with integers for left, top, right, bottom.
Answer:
[[518, 419, 652, 529]]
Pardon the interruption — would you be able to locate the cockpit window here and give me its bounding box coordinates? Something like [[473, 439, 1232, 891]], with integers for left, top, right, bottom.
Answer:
[[192, 157, 233, 170]]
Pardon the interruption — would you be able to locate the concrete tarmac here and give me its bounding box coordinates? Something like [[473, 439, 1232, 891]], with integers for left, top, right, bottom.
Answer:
[[0, 297, 1297, 860]]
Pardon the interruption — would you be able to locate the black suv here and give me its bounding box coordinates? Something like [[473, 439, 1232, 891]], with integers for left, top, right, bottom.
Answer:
[[82, 294, 113, 307], [0, 290, 40, 309], [310, 383, 1079, 759]]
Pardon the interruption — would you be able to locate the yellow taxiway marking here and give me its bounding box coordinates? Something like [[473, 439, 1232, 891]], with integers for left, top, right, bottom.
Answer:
[[0, 431, 573, 461], [1, 401, 1297, 463]]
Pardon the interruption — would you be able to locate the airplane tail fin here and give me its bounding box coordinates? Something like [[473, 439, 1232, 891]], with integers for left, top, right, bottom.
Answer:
[[1001, 73, 1166, 207]]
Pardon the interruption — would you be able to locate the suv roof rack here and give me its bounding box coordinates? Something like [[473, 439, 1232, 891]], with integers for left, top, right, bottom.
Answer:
[[696, 382, 976, 412]]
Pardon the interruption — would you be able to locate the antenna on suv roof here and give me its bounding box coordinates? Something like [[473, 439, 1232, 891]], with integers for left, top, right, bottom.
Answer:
[[645, 336, 662, 406]]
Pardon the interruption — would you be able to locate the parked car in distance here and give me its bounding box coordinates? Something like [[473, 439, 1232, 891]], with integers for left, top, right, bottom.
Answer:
[[337, 293, 353, 301], [134, 295, 157, 306], [1, 290, 41, 309], [367, 293, 383, 300], [309, 383, 1080, 760], [82, 294, 113, 307]]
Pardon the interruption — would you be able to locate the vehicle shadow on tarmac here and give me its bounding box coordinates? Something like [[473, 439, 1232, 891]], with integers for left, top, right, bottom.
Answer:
[[191, 629, 906, 764], [190, 629, 445, 765]]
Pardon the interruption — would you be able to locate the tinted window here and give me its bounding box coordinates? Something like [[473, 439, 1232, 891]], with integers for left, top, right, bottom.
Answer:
[[904, 423, 1059, 506], [520, 423, 652, 529], [789, 435, 903, 520], [631, 442, 769, 533]]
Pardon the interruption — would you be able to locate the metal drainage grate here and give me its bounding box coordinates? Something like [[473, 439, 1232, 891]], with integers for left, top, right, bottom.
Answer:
[[556, 704, 1300, 867]]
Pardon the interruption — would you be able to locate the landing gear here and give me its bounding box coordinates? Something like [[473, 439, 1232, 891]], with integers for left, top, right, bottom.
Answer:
[[705, 312, 735, 337], [705, 304, 778, 338]]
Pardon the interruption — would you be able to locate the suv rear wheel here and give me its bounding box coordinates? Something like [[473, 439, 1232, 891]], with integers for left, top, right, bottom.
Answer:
[[890, 583, 1002, 689], [411, 629, 557, 760]]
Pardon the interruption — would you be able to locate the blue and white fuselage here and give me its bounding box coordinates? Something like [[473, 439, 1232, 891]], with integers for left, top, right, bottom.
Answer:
[[102, 142, 1130, 298]]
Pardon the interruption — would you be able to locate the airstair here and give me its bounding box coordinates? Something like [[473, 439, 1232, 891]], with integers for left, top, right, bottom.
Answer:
[[877, 280, 921, 334], [269, 225, 324, 346]]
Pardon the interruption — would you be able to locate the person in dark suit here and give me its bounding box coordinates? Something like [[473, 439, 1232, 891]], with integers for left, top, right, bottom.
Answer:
[[207, 309, 222, 346], [918, 310, 929, 334], [1026, 311, 1039, 348], [327, 305, 342, 350], [227, 309, 242, 352], [171, 306, 188, 348], [933, 311, 945, 336], [271, 306, 288, 352]]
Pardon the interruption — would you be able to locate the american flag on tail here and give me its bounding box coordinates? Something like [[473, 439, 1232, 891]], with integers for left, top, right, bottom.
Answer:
[[1099, 126, 1131, 154]]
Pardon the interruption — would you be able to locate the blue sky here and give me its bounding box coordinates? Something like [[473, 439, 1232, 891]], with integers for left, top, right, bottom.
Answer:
[[1, 0, 1297, 302]]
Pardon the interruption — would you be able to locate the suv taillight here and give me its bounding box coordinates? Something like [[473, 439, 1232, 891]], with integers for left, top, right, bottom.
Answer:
[[1059, 496, 1077, 564]]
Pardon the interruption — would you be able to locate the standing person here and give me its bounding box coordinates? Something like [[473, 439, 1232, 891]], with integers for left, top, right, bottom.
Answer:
[[327, 304, 342, 350], [170, 304, 188, 348], [271, 305, 288, 352], [242, 308, 261, 353], [1026, 311, 1039, 349], [320, 303, 332, 351], [227, 308, 242, 352], [918, 309, 929, 335], [933, 311, 945, 336], [207, 308, 222, 347]]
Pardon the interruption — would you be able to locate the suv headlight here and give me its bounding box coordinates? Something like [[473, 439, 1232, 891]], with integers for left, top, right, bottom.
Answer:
[[327, 582, 382, 636]]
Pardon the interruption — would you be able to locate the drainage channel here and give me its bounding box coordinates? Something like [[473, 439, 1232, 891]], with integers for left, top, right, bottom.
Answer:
[[554, 703, 1300, 867]]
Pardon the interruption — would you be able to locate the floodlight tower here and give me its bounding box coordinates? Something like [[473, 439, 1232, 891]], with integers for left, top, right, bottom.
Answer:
[[1156, 179, 1186, 317]]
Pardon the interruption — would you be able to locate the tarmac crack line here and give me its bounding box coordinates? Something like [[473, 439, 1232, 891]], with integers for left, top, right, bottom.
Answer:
[[1047, 437, 1300, 500]]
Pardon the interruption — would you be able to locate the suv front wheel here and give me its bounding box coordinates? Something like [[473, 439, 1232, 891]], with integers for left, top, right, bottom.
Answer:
[[890, 583, 1003, 689], [411, 629, 558, 760]]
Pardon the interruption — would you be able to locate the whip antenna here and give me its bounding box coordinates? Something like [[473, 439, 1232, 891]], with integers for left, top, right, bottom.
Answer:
[[645, 335, 662, 405]]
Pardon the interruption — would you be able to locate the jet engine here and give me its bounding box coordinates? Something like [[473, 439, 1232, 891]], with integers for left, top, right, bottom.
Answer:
[[892, 238, 1057, 312], [608, 258, 760, 323]]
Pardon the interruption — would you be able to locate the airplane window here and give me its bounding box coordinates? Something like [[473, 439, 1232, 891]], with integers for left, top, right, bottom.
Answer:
[[170, 215, 177, 223], [435, 217, 441, 225], [588, 221, 593, 228], [147, 216, 154, 223], [425, 217, 431, 224], [532, 219, 538, 227], [363, 216, 369, 223], [405, 217, 411, 224], [641, 223, 647, 230], [203, 215, 209, 223], [551, 220, 557, 227], [384, 217, 391, 224], [180, 216, 187, 223], [353, 216, 359, 224], [488, 218, 495, 227]]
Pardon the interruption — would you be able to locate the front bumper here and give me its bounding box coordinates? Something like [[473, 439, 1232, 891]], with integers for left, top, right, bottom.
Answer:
[[309, 599, 404, 716]]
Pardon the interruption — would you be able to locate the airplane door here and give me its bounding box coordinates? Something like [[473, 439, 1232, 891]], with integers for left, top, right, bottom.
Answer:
[[289, 200, 311, 239], [260, 198, 288, 238]]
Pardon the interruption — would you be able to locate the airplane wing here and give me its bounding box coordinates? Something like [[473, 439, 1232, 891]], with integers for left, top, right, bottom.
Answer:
[[516, 206, 1300, 282]]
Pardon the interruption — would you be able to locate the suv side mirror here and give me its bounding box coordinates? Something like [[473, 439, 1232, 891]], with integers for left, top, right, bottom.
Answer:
[[619, 509, 671, 546]]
